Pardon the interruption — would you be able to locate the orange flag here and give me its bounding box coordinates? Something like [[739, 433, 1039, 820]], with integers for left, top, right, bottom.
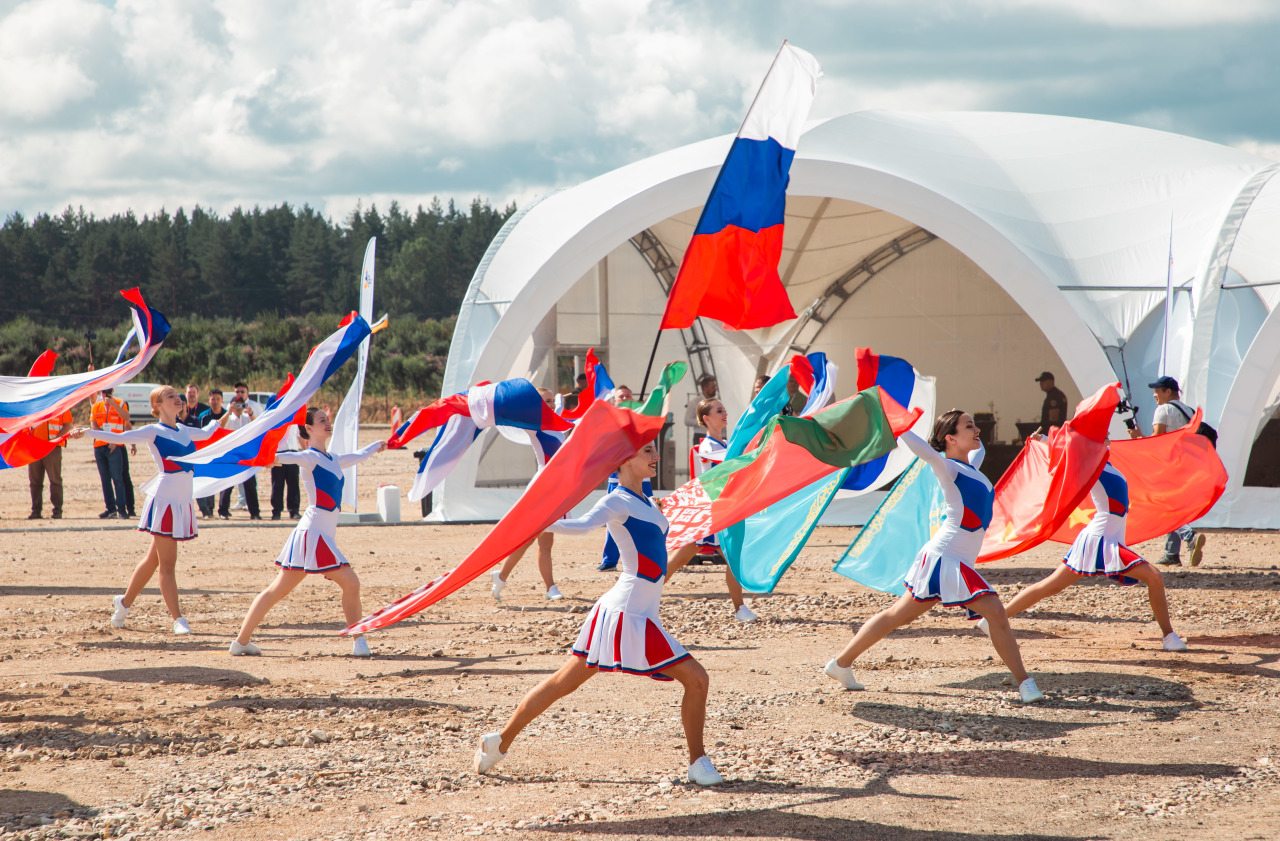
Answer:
[[1051, 409, 1226, 546], [977, 383, 1120, 562]]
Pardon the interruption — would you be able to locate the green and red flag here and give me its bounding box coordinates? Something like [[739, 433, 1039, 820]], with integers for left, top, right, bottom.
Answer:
[[342, 362, 687, 635], [662, 386, 922, 552]]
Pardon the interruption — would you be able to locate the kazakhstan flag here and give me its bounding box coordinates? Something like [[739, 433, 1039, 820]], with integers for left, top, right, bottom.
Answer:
[[833, 457, 947, 594]]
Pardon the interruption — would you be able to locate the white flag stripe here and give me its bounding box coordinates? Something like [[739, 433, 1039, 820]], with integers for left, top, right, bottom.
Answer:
[[738, 43, 822, 149]]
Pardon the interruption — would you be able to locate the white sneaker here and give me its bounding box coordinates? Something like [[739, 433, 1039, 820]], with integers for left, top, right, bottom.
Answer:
[[172, 618, 191, 635], [824, 658, 865, 691], [1019, 677, 1045, 704], [474, 732, 505, 774], [352, 637, 371, 657], [232, 502, 247, 511], [545, 585, 564, 601], [111, 595, 129, 628], [490, 569, 505, 602], [1163, 631, 1188, 652], [976, 617, 990, 636], [229, 640, 261, 656], [734, 604, 758, 623], [687, 755, 723, 786]]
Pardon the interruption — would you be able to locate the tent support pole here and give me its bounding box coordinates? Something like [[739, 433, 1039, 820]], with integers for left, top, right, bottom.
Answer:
[[639, 329, 663, 399]]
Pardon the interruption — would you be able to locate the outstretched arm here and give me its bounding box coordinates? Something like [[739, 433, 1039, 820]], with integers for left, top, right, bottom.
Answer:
[[77, 425, 157, 446], [543, 495, 621, 536], [337, 440, 386, 469]]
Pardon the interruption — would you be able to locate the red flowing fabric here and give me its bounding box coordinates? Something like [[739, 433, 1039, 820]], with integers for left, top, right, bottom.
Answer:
[[1051, 409, 1227, 546], [659, 225, 795, 330], [977, 383, 1120, 562], [386, 392, 474, 449], [0, 352, 69, 468], [561, 348, 603, 420], [343, 400, 666, 635]]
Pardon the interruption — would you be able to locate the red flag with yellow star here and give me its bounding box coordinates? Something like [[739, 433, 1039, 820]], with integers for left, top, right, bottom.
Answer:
[[1049, 408, 1226, 546], [976, 383, 1120, 562]]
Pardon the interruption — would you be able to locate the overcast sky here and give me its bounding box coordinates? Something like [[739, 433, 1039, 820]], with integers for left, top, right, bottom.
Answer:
[[2, 0, 1277, 222]]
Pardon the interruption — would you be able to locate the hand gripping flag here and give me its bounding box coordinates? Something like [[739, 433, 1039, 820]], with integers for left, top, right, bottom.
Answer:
[[561, 348, 615, 421], [841, 349, 936, 494], [1051, 408, 1226, 545], [659, 43, 822, 331], [718, 351, 839, 592], [0, 351, 73, 469], [0, 289, 169, 433], [663, 387, 923, 554], [173, 315, 372, 495], [833, 384, 1118, 592], [389, 378, 574, 502], [976, 383, 1120, 561], [342, 362, 689, 635]]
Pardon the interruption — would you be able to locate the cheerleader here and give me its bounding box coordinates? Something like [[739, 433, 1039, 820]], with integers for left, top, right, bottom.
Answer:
[[474, 440, 724, 787], [825, 410, 1045, 704], [73, 386, 218, 634], [229, 408, 385, 657], [983, 453, 1188, 651], [665, 398, 754, 622]]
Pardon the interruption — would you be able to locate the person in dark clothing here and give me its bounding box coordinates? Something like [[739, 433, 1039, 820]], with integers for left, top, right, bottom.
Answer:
[[1035, 372, 1068, 432]]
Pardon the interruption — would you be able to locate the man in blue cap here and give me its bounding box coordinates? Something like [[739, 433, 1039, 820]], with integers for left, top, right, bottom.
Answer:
[[1127, 375, 1207, 566]]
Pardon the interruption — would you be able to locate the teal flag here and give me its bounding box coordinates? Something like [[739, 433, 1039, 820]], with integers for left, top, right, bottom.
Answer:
[[720, 362, 836, 593], [833, 457, 946, 594]]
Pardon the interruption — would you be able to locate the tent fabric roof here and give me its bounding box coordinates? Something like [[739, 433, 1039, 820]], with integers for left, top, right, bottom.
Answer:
[[441, 110, 1280, 527]]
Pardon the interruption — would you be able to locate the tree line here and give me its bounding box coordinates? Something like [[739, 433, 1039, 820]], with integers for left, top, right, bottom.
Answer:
[[0, 197, 513, 324], [0, 197, 515, 397]]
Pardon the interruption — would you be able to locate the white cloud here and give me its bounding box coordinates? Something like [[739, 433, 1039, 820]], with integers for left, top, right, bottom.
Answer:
[[977, 0, 1277, 27], [0, 0, 112, 120]]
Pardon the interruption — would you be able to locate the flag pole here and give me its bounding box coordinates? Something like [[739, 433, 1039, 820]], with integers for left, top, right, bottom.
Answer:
[[1159, 214, 1173, 376]]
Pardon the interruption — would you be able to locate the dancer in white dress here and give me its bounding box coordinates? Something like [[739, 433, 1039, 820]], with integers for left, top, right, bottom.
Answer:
[[474, 441, 724, 786], [229, 408, 385, 657], [986, 455, 1188, 651], [74, 386, 218, 635], [664, 398, 754, 622], [825, 410, 1045, 703]]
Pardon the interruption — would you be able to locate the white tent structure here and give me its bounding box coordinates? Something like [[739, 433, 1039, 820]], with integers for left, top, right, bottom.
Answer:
[[434, 110, 1280, 527]]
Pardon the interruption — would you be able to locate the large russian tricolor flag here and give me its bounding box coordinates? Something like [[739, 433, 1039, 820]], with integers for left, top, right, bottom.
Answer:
[[173, 315, 372, 495], [659, 43, 821, 331], [0, 289, 169, 433]]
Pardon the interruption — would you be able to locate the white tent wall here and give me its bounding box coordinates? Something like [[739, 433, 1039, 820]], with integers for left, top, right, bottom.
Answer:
[[433, 110, 1280, 527]]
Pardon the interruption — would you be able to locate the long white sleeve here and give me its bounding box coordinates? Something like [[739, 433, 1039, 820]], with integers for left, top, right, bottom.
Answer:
[[273, 450, 320, 467], [337, 441, 384, 469], [544, 494, 623, 536], [968, 440, 986, 469], [82, 425, 157, 446], [899, 430, 946, 469]]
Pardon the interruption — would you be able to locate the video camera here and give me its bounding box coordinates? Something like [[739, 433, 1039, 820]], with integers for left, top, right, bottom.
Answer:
[[1116, 396, 1140, 431]]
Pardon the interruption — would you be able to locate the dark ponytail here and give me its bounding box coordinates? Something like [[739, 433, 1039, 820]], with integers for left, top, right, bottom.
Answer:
[[298, 407, 323, 441], [928, 409, 966, 452]]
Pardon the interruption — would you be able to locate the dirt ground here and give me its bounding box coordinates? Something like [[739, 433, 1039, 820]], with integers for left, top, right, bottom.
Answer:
[[2, 432, 1279, 841]]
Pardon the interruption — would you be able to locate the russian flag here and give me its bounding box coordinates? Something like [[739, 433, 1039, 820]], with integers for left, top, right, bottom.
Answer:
[[660, 43, 821, 332], [0, 351, 69, 470], [0, 289, 169, 433], [391, 378, 573, 502], [173, 315, 371, 496], [561, 348, 616, 421], [840, 349, 936, 494]]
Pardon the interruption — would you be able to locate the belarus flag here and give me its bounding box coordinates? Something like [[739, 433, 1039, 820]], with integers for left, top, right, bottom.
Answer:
[[660, 42, 822, 331]]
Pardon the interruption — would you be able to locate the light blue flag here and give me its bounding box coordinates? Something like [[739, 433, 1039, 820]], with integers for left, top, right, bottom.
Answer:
[[833, 457, 946, 594], [720, 357, 840, 593]]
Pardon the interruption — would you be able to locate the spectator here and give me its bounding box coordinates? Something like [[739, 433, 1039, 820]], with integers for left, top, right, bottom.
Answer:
[[1127, 375, 1208, 567], [1035, 372, 1068, 432], [27, 408, 73, 519], [752, 374, 770, 400], [684, 374, 718, 430], [90, 388, 131, 519], [178, 384, 208, 429], [217, 382, 262, 520], [270, 414, 301, 520], [612, 384, 634, 405], [195, 389, 227, 517]]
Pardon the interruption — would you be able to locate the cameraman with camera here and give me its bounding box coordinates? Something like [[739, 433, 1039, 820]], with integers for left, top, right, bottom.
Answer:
[[1126, 375, 1207, 567]]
